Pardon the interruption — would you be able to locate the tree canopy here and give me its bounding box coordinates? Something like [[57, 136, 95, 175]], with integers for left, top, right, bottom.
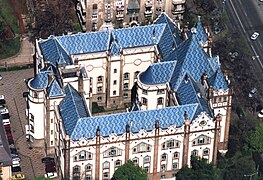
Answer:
[[176, 156, 217, 180], [112, 160, 147, 180], [247, 124, 263, 153]]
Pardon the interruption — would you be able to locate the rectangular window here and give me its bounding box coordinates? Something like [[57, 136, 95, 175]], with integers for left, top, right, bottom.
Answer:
[[114, 69, 117, 73], [113, 90, 116, 95], [157, 98, 163, 105], [51, 130, 53, 135], [50, 118, 53, 123], [142, 89, 147, 95], [223, 96, 227, 102], [113, 80, 117, 85], [50, 141, 53, 145], [123, 83, 129, 90], [142, 98, 147, 105], [172, 162, 178, 169], [97, 87, 102, 93], [97, 76, 103, 83], [144, 156, 150, 163], [124, 73, 129, 80]]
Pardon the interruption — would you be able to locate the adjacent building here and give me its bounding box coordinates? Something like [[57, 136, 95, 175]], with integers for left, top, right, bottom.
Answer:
[[24, 13, 232, 179], [76, 0, 186, 31]]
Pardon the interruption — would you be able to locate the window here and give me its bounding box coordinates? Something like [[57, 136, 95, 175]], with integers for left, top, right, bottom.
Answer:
[[157, 89, 164, 94], [135, 143, 151, 153], [193, 135, 210, 146], [113, 90, 116, 95], [103, 161, 110, 169], [142, 97, 147, 105], [123, 83, 129, 90], [97, 96, 102, 102], [97, 76, 103, 83], [161, 164, 166, 172], [144, 156, 151, 163], [50, 118, 53, 123], [167, 140, 174, 148], [157, 97, 163, 105], [192, 150, 198, 156], [113, 80, 117, 85], [161, 154, 167, 161], [123, 93, 128, 98], [115, 160, 121, 169], [144, 166, 149, 173], [124, 73, 129, 80], [213, 98, 217, 103], [79, 151, 86, 160], [223, 96, 227, 102], [172, 162, 178, 169], [90, 77, 93, 85], [173, 152, 179, 159], [51, 130, 53, 135], [73, 165, 81, 179], [97, 86, 102, 93], [74, 151, 92, 161], [114, 69, 117, 73], [86, 164, 92, 171], [86, 175, 91, 180], [50, 141, 53, 145], [133, 158, 138, 164], [30, 124, 34, 133], [162, 140, 180, 150], [103, 172, 109, 180], [142, 89, 147, 95], [104, 147, 121, 157], [203, 148, 209, 156], [134, 71, 140, 79]]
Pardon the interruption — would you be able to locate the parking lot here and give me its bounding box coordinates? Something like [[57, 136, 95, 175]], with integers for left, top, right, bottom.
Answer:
[[0, 68, 46, 179]]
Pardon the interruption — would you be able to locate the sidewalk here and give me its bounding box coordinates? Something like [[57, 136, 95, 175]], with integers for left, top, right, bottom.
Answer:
[[0, 37, 34, 67]]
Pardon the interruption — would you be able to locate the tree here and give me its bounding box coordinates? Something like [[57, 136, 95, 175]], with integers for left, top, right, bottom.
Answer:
[[35, 176, 51, 180], [176, 156, 217, 180], [247, 124, 263, 153], [112, 160, 147, 180]]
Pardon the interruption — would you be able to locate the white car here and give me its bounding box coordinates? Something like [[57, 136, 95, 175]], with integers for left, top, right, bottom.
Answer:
[[258, 110, 263, 118], [249, 88, 257, 97], [12, 156, 20, 167], [251, 32, 259, 40]]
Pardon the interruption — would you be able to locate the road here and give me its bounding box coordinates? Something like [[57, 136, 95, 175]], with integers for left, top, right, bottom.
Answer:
[[225, 0, 263, 69]]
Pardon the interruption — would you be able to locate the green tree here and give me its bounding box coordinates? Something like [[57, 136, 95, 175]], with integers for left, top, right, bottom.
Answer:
[[112, 160, 147, 180], [35, 176, 51, 180], [248, 124, 263, 153], [176, 156, 217, 180]]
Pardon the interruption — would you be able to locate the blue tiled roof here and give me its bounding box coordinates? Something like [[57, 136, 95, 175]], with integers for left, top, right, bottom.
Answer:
[[47, 78, 64, 97], [169, 31, 214, 90], [39, 38, 71, 67], [208, 69, 228, 91], [30, 71, 49, 89], [112, 24, 166, 49], [59, 84, 90, 136], [196, 16, 208, 43], [56, 31, 110, 54], [110, 41, 121, 56], [177, 74, 211, 118], [154, 12, 182, 47], [70, 104, 199, 140], [58, 53, 67, 65], [209, 56, 220, 71], [139, 61, 176, 85]]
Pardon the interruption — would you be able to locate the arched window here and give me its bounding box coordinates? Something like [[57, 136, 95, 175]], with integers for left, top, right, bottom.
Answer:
[[97, 76, 103, 83], [161, 153, 167, 161], [124, 72, 129, 80], [157, 97, 163, 105], [85, 164, 92, 171], [191, 150, 198, 156], [144, 156, 151, 163], [203, 148, 209, 156], [173, 152, 179, 159], [73, 165, 81, 179], [142, 97, 147, 105], [133, 157, 139, 164], [103, 161, 110, 169], [115, 160, 122, 169], [134, 71, 140, 79]]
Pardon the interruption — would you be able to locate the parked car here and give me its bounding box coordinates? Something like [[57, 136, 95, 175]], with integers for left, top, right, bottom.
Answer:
[[4, 124, 11, 130], [11, 166, 21, 173], [12, 173, 25, 180], [258, 109, 263, 118], [0, 95, 6, 105], [249, 88, 257, 98], [2, 118, 10, 125], [251, 32, 259, 40]]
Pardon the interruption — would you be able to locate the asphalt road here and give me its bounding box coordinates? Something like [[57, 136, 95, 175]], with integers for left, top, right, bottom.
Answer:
[[225, 0, 263, 69]]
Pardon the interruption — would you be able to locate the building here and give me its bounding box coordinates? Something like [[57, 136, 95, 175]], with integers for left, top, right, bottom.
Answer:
[[0, 118, 12, 180], [76, 0, 186, 31], [24, 13, 232, 179]]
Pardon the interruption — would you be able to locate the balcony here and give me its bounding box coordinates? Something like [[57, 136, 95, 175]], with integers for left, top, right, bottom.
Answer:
[[145, 1, 152, 7], [173, 0, 186, 5]]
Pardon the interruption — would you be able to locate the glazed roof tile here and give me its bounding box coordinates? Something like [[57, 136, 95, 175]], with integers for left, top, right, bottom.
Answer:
[[59, 84, 90, 135], [196, 16, 208, 43], [30, 71, 49, 89], [208, 69, 228, 91], [70, 104, 199, 140], [47, 78, 64, 97], [139, 61, 177, 85]]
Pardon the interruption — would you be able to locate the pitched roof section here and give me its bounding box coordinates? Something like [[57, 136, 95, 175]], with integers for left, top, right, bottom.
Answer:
[[39, 38, 71, 67], [139, 61, 176, 85], [110, 40, 121, 56], [59, 84, 90, 136], [47, 78, 64, 97], [154, 12, 182, 47], [177, 74, 211, 117], [209, 56, 220, 71], [30, 71, 49, 89], [112, 24, 166, 49], [208, 69, 228, 91], [169, 30, 214, 90], [70, 104, 199, 140], [196, 16, 208, 43]]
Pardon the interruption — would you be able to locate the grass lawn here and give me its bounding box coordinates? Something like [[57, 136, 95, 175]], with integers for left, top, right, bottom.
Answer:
[[0, 0, 21, 59]]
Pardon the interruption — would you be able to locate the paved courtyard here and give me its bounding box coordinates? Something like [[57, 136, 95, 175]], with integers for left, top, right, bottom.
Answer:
[[0, 68, 46, 179]]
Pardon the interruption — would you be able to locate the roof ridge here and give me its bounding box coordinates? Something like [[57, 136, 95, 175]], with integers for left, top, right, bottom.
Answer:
[[67, 84, 81, 119]]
